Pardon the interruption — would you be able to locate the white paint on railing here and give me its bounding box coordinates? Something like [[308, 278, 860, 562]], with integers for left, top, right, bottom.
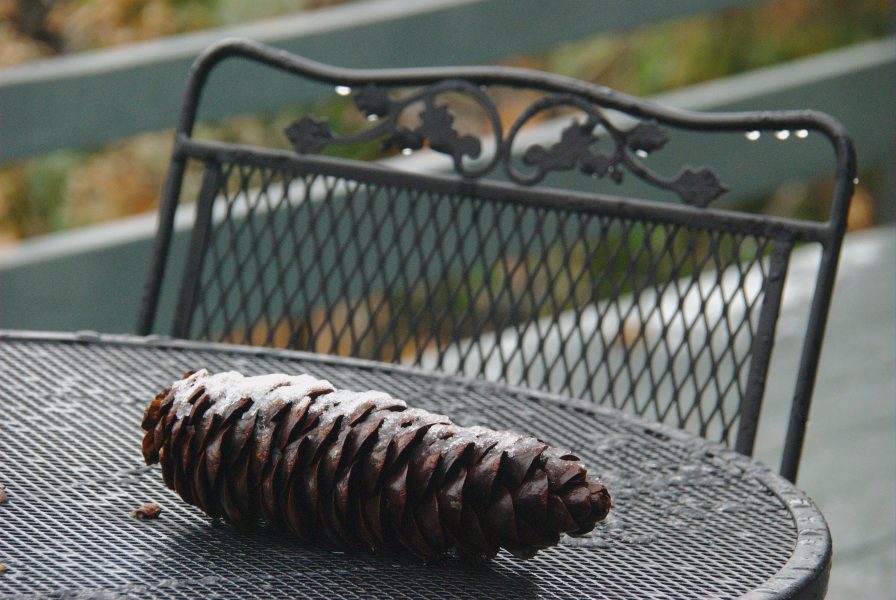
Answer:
[[650, 37, 896, 111], [0, 0, 482, 85], [420, 246, 766, 393]]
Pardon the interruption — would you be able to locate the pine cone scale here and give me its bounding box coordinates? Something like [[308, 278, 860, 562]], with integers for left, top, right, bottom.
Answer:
[[285, 476, 310, 540], [191, 410, 218, 463], [360, 490, 384, 547], [242, 453, 260, 523], [384, 461, 410, 534], [192, 450, 214, 517], [546, 494, 579, 533], [418, 491, 445, 549], [437, 465, 466, 531], [486, 485, 518, 544], [402, 502, 434, 556], [142, 370, 611, 560], [466, 450, 501, 507], [201, 431, 224, 509], [459, 502, 498, 558], [334, 464, 357, 535], [409, 442, 441, 499], [513, 468, 549, 521]]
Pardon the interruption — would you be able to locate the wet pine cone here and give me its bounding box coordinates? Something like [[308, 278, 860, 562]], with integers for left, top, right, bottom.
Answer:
[[141, 369, 611, 561]]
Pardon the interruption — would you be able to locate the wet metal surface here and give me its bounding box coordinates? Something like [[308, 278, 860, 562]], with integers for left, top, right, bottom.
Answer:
[[0, 333, 828, 598]]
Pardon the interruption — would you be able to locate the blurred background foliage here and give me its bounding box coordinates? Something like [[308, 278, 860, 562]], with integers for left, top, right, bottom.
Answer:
[[0, 0, 891, 245]]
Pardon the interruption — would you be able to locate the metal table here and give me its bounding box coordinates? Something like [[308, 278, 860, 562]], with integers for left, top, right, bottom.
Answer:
[[0, 331, 830, 599]]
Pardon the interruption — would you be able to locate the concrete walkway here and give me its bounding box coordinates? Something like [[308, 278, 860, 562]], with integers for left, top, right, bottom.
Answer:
[[752, 226, 896, 599]]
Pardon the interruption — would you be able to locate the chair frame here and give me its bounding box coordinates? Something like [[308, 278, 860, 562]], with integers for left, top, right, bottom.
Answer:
[[137, 38, 856, 482]]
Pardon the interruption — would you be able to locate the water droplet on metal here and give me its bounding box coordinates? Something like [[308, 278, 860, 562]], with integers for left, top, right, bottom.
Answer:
[[635, 149, 649, 158], [619, 533, 657, 545], [745, 131, 761, 141], [800, 529, 824, 537], [335, 85, 352, 96], [787, 497, 811, 508], [401, 148, 413, 156], [775, 130, 791, 140], [717, 500, 747, 513], [796, 129, 809, 138], [561, 531, 611, 549]]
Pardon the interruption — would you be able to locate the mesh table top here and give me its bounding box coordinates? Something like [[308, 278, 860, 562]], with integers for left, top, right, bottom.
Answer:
[[0, 332, 830, 599]]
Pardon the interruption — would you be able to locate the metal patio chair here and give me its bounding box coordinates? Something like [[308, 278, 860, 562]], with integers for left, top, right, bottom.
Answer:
[[137, 38, 856, 482]]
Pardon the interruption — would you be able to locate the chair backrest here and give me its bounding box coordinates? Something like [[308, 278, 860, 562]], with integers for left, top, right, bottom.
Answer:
[[138, 39, 855, 482]]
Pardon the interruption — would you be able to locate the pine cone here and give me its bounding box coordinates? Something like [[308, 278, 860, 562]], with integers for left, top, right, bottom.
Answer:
[[141, 369, 611, 560]]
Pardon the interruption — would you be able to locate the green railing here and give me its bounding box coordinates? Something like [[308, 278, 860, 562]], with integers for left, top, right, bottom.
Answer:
[[0, 0, 893, 333]]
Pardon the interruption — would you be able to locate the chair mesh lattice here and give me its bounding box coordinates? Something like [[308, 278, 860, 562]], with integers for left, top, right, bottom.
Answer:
[[139, 39, 855, 480]]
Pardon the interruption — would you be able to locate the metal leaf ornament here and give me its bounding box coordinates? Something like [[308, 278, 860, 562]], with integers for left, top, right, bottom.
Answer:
[[672, 168, 729, 207], [523, 121, 599, 173], [354, 84, 392, 119], [285, 116, 334, 154], [626, 121, 669, 153], [417, 103, 481, 160], [142, 370, 611, 561], [385, 127, 425, 153]]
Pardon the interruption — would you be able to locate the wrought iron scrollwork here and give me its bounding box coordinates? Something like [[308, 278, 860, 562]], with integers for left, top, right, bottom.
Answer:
[[284, 84, 729, 207], [285, 81, 501, 178], [503, 94, 728, 207]]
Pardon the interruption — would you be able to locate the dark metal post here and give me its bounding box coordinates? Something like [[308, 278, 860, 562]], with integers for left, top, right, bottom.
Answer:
[[735, 238, 793, 460], [170, 162, 223, 339]]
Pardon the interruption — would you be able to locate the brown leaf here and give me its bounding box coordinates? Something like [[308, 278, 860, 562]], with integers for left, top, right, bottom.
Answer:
[[130, 502, 161, 520]]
